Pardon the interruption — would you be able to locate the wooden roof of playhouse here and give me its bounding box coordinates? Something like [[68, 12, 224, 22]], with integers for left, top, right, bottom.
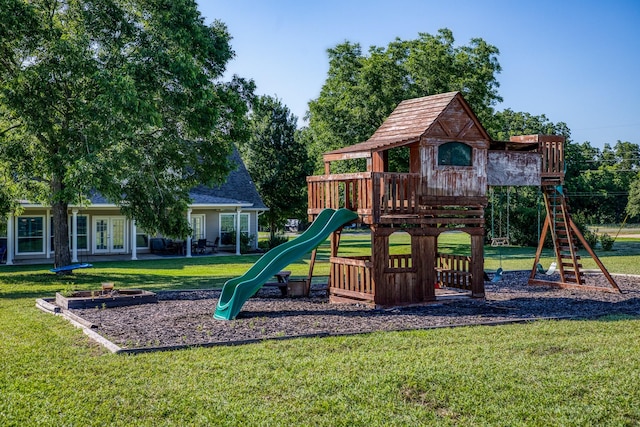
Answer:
[[323, 91, 492, 162]]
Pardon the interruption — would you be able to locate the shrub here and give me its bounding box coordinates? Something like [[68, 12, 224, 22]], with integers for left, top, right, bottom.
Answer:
[[600, 233, 614, 251], [583, 228, 599, 249], [259, 234, 289, 251], [230, 233, 256, 254], [257, 240, 269, 251]]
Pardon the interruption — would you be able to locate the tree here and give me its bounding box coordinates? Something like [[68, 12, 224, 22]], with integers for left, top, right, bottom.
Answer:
[[304, 29, 502, 173], [487, 109, 571, 142], [567, 141, 640, 224], [241, 95, 311, 239], [626, 178, 640, 219], [0, 0, 254, 268]]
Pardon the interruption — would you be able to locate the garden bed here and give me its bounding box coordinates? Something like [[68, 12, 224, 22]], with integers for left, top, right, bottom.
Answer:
[[61, 271, 640, 352], [55, 289, 157, 309]]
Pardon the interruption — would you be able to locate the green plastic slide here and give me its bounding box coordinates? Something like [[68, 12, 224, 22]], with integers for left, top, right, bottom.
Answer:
[[214, 208, 358, 320]]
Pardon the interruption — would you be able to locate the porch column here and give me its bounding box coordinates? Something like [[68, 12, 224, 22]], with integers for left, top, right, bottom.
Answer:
[[6, 213, 14, 265], [235, 207, 241, 256], [186, 208, 192, 258], [131, 219, 137, 261], [71, 209, 78, 263]]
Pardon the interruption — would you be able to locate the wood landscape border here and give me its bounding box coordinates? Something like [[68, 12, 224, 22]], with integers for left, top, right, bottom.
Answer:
[[35, 296, 595, 355]]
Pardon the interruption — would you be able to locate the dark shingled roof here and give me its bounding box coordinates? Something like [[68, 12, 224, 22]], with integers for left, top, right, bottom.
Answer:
[[90, 147, 267, 209], [190, 147, 267, 209]]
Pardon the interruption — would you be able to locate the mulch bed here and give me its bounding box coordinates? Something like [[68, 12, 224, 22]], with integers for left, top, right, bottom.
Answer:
[[68, 271, 640, 351]]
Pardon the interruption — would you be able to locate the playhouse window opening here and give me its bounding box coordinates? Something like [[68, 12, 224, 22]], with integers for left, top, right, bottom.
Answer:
[[387, 146, 410, 173], [438, 142, 472, 166], [386, 231, 413, 272]]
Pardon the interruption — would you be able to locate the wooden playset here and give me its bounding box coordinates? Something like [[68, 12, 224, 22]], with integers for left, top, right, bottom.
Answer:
[[306, 91, 619, 307]]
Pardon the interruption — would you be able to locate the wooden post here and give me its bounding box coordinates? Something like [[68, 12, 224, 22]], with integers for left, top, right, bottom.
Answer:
[[370, 226, 388, 305], [470, 234, 485, 298], [306, 249, 318, 296], [327, 229, 343, 290], [530, 216, 550, 281], [422, 233, 437, 301]]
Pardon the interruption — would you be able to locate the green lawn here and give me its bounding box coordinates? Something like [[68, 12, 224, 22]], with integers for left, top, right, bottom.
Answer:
[[1, 232, 639, 425]]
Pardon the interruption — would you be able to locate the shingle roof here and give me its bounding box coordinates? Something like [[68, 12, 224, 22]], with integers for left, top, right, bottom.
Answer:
[[325, 92, 487, 157], [190, 147, 267, 209]]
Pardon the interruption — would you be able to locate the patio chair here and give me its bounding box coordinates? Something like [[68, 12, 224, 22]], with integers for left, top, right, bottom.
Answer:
[[150, 238, 174, 255], [195, 239, 208, 254], [206, 237, 219, 253]]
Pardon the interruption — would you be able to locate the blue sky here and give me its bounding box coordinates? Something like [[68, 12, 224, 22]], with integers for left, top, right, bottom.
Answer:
[[200, 0, 639, 149]]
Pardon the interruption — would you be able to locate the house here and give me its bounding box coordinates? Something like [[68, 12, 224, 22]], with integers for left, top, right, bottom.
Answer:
[[1, 148, 267, 265]]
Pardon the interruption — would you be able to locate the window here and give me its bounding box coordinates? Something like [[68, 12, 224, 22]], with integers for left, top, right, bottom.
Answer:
[[52, 215, 89, 252], [219, 213, 249, 245], [70, 215, 88, 250], [191, 214, 206, 240], [240, 214, 249, 236], [438, 142, 472, 166], [17, 216, 44, 254], [136, 233, 149, 248], [220, 214, 234, 245]]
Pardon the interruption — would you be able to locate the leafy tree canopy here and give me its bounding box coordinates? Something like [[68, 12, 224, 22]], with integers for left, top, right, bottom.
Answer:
[[304, 28, 502, 172], [240, 95, 311, 238], [566, 140, 639, 224], [487, 109, 571, 142], [626, 179, 640, 219], [0, 0, 254, 266]]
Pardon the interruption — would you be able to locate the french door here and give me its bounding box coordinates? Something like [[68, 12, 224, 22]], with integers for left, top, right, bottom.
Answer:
[[93, 216, 127, 254]]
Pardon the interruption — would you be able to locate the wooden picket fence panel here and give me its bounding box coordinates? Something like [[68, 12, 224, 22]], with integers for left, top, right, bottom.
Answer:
[[437, 253, 472, 290]]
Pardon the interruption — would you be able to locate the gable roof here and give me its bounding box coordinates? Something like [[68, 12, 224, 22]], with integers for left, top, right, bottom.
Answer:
[[190, 147, 267, 209], [324, 92, 490, 160]]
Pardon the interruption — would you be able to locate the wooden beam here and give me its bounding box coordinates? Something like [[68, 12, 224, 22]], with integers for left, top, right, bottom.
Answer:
[[323, 151, 371, 162], [371, 151, 386, 172], [307, 249, 318, 296], [529, 215, 550, 281], [307, 172, 372, 182], [569, 219, 620, 292], [529, 279, 621, 293], [470, 234, 485, 298]]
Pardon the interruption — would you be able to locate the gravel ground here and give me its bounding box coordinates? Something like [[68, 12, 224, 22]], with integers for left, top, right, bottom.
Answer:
[[69, 271, 640, 350]]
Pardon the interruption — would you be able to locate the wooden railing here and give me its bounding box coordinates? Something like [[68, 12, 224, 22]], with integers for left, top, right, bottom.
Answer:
[[437, 253, 472, 290], [329, 256, 374, 303], [387, 253, 412, 270], [538, 138, 564, 182], [307, 172, 373, 218], [329, 252, 472, 300], [307, 172, 422, 222], [372, 172, 421, 221]]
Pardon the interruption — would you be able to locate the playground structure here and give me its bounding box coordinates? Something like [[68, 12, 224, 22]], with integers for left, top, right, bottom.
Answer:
[[306, 91, 619, 307], [214, 91, 619, 320]]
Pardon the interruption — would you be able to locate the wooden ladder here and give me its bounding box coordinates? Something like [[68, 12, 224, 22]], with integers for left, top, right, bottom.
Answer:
[[545, 185, 583, 284], [529, 185, 620, 292]]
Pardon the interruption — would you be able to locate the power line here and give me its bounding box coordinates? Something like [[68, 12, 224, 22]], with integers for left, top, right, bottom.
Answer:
[[568, 192, 629, 197]]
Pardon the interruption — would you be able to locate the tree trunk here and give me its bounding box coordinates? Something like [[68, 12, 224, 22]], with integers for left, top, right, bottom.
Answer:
[[52, 177, 72, 269], [270, 220, 276, 241]]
